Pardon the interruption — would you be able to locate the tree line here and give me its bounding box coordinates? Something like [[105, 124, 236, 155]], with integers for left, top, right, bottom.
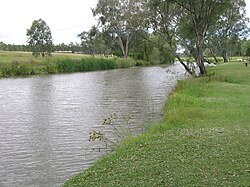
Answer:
[[1, 0, 250, 75], [89, 0, 249, 75], [0, 41, 82, 54]]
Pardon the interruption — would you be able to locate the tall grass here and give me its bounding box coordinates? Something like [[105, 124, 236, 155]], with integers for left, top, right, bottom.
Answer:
[[0, 52, 141, 77], [54, 58, 119, 73]]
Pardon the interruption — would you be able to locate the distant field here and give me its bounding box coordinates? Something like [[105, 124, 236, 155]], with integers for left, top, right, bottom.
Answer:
[[0, 51, 92, 64]]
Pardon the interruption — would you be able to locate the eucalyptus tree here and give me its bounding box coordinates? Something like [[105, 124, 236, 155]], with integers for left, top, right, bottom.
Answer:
[[92, 0, 145, 58], [241, 39, 250, 56], [207, 0, 249, 62], [147, 0, 235, 75], [26, 19, 53, 57], [78, 26, 112, 55], [78, 26, 98, 55], [146, 0, 195, 74]]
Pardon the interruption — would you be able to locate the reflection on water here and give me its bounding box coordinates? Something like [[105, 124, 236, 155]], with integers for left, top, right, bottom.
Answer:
[[0, 64, 185, 187]]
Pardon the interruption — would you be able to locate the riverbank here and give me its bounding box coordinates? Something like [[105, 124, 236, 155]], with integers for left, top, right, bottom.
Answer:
[[0, 51, 151, 77], [64, 61, 250, 186]]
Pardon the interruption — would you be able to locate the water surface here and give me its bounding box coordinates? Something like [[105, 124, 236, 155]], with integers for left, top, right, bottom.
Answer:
[[0, 64, 185, 187]]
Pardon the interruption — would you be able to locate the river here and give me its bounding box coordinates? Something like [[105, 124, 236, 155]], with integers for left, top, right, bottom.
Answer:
[[0, 63, 186, 187]]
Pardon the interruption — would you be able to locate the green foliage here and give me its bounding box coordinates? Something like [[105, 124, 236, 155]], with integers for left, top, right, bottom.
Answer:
[[54, 58, 119, 72], [0, 62, 35, 76], [241, 39, 250, 56], [114, 57, 136, 68], [45, 62, 59, 74], [64, 61, 250, 187], [78, 26, 112, 55], [129, 33, 175, 64], [93, 0, 145, 58], [26, 19, 53, 57], [207, 0, 249, 61]]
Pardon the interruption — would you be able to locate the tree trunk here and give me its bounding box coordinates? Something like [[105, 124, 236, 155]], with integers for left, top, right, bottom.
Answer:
[[118, 36, 126, 58], [175, 56, 194, 76], [125, 34, 133, 59], [118, 33, 133, 58], [196, 41, 206, 75], [222, 51, 229, 63], [192, 15, 206, 75], [210, 49, 218, 63]]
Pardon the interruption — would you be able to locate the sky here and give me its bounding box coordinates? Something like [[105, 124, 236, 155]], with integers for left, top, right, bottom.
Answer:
[[0, 0, 98, 45], [0, 0, 250, 45]]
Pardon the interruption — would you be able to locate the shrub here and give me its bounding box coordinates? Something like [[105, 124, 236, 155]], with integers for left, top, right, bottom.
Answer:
[[115, 57, 136, 68], [45, 62, 59, 74]]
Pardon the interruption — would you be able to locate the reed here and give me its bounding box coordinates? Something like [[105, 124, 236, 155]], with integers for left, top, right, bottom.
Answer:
[[0, 51, 143, 77]]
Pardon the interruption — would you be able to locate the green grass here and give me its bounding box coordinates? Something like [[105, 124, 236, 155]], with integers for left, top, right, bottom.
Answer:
[[0, 51, 89, 64], [0, 51, 140, 77], [64, 61, 250, 187]]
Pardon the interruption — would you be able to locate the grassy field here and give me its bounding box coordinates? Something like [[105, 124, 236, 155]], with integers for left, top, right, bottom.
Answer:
[[64, 61, 250, 187], [0, 51, 91, 64], [0, 51, 149, 77]]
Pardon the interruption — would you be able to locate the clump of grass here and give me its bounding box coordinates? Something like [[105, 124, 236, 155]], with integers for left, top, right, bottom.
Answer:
[[53, 58, 119, 73], [114, 57, 136, 68], [64, 61, 250, 187], [0, 61, 36, 76]]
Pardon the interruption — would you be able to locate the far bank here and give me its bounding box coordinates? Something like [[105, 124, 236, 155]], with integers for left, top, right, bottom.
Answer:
[[0, 51, 169, 78]]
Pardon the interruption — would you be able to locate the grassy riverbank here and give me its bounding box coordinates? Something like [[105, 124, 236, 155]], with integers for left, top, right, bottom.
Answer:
[[0, 51, 150, 77], [64, 61, 250, 187]]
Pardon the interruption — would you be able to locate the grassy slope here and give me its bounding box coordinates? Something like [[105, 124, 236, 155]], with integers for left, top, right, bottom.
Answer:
[[64, 61, 250, 187]]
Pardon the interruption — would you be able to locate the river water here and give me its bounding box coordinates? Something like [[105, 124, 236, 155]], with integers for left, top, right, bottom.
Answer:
[[0, 63, 186, 187]]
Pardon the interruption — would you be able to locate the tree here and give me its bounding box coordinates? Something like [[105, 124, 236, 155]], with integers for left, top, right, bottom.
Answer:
[[78, 26, 112, 55], [26, 19, 53, 57], [146, 0, 195, 74], [92, 0, 145, 58], [128, 32, 175, 64], [207, 0, 249, 62], [241, 39, 250, 56], [147, 0, 239, 75]]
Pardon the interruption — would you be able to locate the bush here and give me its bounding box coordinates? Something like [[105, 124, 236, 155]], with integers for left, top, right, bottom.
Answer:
[[45, 57, 119, 74], [45, 62, 59, 74], [114, 57, 136, 68]]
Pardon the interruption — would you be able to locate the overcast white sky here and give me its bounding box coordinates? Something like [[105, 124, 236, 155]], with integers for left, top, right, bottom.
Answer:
[[0, 0, 250, 45], [0, 0, 98, 44]]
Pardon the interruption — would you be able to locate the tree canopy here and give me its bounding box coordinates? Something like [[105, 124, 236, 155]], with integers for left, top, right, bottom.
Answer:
[[207, 0, 249, 62], [92, 0, 145, 58]]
